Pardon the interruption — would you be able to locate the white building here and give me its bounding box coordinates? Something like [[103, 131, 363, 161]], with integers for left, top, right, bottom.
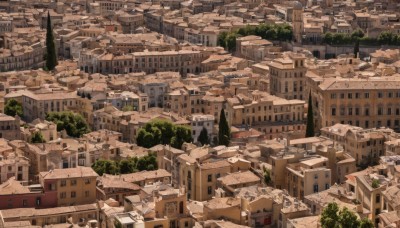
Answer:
[[190, 114, 215, 144]]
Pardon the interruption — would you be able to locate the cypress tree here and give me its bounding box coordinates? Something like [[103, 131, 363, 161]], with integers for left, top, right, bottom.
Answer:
[[197, 127, 209, 146], [46, 11, 57, 71], [353, 39, 360, 58], [306, 91, 315, 137], [218, 109, 231, 146]]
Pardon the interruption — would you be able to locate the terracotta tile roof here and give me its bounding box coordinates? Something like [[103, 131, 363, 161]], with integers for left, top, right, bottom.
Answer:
[[217, 171, 260, 186], [39, 167, 99, 180]]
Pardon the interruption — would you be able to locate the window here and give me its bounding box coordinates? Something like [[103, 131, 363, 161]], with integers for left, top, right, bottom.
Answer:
[[70, 179, 77, 186], [378, 92, 383, 98], [49, 183, 56, 191], [331, 93, 336, 99], [325, 184, 330, 190], [85, 191, 90, 197], [375, 209, 380, 215], [71, 191, 76, 198], [208, 186, 212, 195], [331, 108, 336, 116], [340, 93, 345, 99], [313, 184, 319, 193], [314, 174, 318, 179], [348, 93, 352, 99], [365, 108, 369, 116], [60, 180, 66, 187], [207, 174, 212, 182], [378, 107, 383, 115], [355, 93, 360, 98], [376, 194, 380, 203], [365, 93, 369, 98], [60, 192, 66, 199]]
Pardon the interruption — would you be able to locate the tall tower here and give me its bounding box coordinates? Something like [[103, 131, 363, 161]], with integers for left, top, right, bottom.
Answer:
[[292, 1, 303, 44]]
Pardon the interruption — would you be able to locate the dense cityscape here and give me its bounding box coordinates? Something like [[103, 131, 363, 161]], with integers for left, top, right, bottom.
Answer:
[[0, 0, 400, 227]]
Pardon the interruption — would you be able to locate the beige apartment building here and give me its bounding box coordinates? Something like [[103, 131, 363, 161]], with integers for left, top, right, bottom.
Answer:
[[0, 153, 29, 184], [321, 123, 394, 166], [153, 186, 193, 228], [39, 167, 99, 207], [165, 88, 225, 124], [286, 156, 332, 200], [268, 53, 307, 100], [355, 173, 388, 224], [0, 43, 45, 72], [117, 12, 144, 34], [0, 203, 98, 227], [0, 114, 21, 140], [79, 49, 209, 76], [20, 90, 80, 122], [178, 156, 231, 201], [236, 35, 277, 63], [310, 77, 400, 132], [226, 91, 305, 139]]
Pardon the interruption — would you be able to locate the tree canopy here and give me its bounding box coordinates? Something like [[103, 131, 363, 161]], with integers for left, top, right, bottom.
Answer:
[[136, 120, 192, 149], [4, 99, 23, 117], [31, 131, 46, 143], [45, 111, 90, 138], [197, 127, 210, 146], [322, 30, 400, 46], [218, 109, 231, 146], [45, 11, 58, 71], [218, 23, 293, 51], [91, 153, 158, 176], [320, 202, 374, 228]]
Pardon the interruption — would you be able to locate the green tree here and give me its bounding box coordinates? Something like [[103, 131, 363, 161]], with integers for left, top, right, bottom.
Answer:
[[119, 159, 133, 174], [137, 129, 155, 148], [122, 105, 135, 111], [338, 207, 360, 228], [218, 31, 228, 48], [136, 153, 158, 171], [351, 29, 365, 40], [218, 109, 231, 146], [197, 127, 210, 145], [4, 98, 23, 117], [371, 179, 380, 188], [45, 11, 58, 71], [305, 91, 315, 137], [225, 32, 239, 52], [359, 217, 374, 228], [378, 31, 396, 45], [321, 202, 339, 228], [322, 32, 334, 45], [320, 202, 368, 228], [354, 39, 360, 58], [263, 167, 272, 185], [31, 131, 46, 143], [45, 111, 90, 138], [136, 120, 191, 149], [171, 125, 192, 149]]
